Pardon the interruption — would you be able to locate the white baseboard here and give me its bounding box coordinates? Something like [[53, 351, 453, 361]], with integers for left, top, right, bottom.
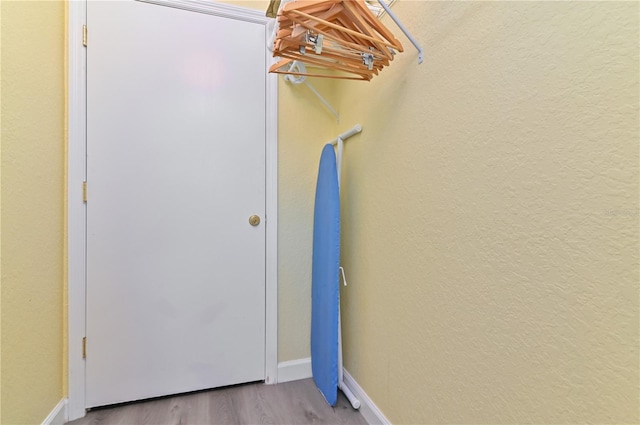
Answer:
[[42, 398, 68, 425], [277, 357, 312, 383], [276, 359, 390, 424], [343, 369, 391, 425]]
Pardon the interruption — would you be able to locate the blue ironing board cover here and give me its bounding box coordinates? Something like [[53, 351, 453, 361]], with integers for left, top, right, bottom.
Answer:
[[311, 143, 340, 406]]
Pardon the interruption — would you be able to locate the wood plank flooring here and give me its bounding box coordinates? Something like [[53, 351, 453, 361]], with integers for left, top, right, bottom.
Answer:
[[67, 379, 368, 425]]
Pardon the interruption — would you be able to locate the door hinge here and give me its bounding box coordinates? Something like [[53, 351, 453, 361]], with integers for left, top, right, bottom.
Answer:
[[82, 337, 87, 359], [83, 181, 87, 203], [82, 25, 87, 47]]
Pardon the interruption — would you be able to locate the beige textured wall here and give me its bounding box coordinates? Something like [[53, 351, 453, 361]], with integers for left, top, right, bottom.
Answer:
[[0, 2, 3, 421], [335, 1, 639, 424], [1, 1, 66, 424], [223, 0, 269, 10]]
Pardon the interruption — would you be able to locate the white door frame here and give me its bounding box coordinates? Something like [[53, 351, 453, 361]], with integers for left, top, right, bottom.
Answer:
[[67, 0, 278, 420]]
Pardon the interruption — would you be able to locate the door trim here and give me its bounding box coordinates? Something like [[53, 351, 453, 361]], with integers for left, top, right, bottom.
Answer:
[[67, 1, 278, 420]]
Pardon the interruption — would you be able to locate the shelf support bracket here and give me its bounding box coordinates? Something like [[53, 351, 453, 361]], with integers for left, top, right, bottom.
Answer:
[[376, 0, 424, 64]]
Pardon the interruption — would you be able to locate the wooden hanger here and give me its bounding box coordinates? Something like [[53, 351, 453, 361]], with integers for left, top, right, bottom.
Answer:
[[269, 0, 403, 81], [273, 24, 385, 76], [282, 3, 400, 52], [347, 0, 402, 48]]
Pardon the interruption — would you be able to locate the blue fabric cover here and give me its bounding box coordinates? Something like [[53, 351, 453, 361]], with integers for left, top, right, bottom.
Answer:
[[311, 144, 340, 406]]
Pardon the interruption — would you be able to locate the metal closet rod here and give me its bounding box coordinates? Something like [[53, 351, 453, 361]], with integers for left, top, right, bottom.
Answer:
[[376, 0, 424, 64]]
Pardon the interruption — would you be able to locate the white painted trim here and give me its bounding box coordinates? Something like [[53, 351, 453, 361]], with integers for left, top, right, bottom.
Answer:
[[68, 0, 278, 418], [41, 399, 68, 425], [137, 0, 269, 24], [277, 358, 312, 383], [275, 362, 391, 425], [343, 370, 391, 425], [67, 0, 87, 421], [264, 22, 279, 385]]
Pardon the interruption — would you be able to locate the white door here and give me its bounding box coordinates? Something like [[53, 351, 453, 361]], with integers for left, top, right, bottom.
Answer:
[[86, 0, 266, 408]]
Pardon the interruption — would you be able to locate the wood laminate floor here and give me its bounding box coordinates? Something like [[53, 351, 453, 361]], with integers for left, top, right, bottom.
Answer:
[[67, 379, 367, 425]]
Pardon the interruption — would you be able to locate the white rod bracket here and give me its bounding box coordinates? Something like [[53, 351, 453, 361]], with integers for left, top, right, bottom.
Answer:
[[329, 124, 363, 145], [283, 61, 340, 123], [336, 138, 343, 189], [304, 80, 340, 122], [338, 307, 361, 409], [331, 124, 362, 189], [332, 124, 362, 411], [377, 0, 424, 64]]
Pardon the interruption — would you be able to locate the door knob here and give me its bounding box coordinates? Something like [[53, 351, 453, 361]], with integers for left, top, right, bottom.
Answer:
[[249, 215, 261, 226]]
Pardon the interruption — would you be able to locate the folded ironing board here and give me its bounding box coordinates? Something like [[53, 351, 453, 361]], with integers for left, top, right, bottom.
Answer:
[[310, 143, 341, 406]]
